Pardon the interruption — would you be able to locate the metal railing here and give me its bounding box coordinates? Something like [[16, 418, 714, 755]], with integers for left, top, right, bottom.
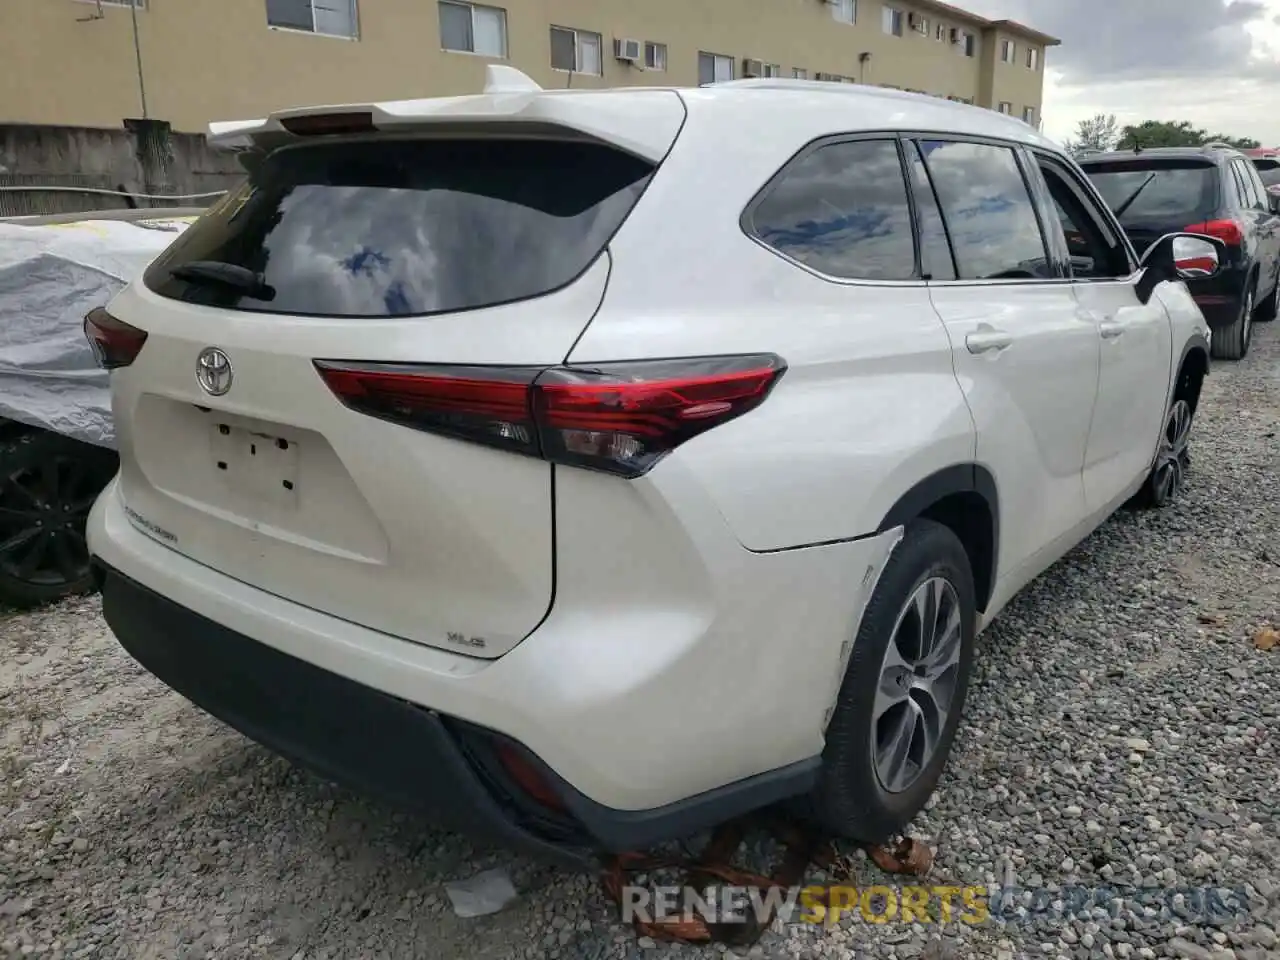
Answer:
[[0, 177, 233, 218]]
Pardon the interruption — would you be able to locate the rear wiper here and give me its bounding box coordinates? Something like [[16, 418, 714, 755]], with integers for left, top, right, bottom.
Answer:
[[1111, 172, 1157, 220], [171, 261, 275, 301]]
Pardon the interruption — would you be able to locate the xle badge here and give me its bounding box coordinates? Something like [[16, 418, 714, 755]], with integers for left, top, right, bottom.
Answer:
[[447, 631, 487, 650]]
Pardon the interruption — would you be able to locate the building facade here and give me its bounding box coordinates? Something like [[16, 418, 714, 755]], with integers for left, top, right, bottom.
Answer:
[[3, 0, 1058, 134]]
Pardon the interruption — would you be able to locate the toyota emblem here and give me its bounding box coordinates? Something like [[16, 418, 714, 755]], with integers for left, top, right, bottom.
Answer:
[[195, 347, 233, 397]]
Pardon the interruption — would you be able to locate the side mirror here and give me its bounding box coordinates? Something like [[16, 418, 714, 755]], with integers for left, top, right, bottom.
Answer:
[[1269, 192, 1280, 215], [1135, 232, 1227, 303]]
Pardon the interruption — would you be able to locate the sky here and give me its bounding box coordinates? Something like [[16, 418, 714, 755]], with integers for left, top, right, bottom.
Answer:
[[961, 0, 1280, 147]]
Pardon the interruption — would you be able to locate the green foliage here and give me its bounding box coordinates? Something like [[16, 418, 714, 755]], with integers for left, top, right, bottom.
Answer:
[[1115, 120, 1260, 151]]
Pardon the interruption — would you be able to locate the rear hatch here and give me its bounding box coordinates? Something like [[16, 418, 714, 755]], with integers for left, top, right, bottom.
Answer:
[[1081, 157, 1221, 253], [103, 91, 684, 658]]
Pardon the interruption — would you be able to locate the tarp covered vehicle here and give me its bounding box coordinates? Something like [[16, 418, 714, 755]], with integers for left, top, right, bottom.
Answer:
[[0, 210, 195, 606]]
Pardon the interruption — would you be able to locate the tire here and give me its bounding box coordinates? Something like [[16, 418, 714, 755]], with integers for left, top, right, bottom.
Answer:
[[809, 518, 977, 843], [1131, 391, 1194, 510], [1210, 284, 1253, 360], [1255, 275, 1279, 323], [0, 429, 118, 609]]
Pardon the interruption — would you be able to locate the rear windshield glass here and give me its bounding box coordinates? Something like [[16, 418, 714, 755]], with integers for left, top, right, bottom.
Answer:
[[1081, 160, 1218, 225], [143, 138, 655, 317], [1254, 161, 1280, 187]]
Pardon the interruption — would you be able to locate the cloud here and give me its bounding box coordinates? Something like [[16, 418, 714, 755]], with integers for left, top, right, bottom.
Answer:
[[961, 0, 1280, 146]]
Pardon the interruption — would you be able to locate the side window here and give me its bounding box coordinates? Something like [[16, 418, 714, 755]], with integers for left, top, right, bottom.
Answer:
[[747, 138, 917, 281], [1034, 154, 1132, 280], [918, 139, 1051, 280], [1227, 162, 1250, 210], [1237, 160, 1265, 210], [905, 142, 958, 281]]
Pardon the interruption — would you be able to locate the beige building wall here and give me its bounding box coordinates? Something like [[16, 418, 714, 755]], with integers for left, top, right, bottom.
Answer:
[[1, 0, 1056, 134]]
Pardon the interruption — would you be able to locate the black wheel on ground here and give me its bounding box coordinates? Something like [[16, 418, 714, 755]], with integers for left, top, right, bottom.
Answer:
[[0, 430, 118, 609], [1255, 275, 1279, 322], [1210, 284, 1253, 360], [1130, 390, 1194, 510], [809, 518, 977, 843]]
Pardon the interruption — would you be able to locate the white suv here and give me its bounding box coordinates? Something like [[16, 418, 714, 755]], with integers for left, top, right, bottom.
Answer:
[[85, 70, 1221, 862]]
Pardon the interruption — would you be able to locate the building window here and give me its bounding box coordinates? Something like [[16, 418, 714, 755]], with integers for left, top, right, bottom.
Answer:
[[438, 2, 506, 57], [960, 31, 976, 57], [1026, 47, 1040, 69], [792, 68, 808, 79], [698, 51, 734, 84], [265, 0, 358, 37], [1000, 39, 1015, 63], [914, 15, 929, 35], [934, 22, 946, 41], [550, 25, 602, 74], [644, 41, 667, 71], [1022, 106, 1036, 124], [998, 101, 1012, 114], [831, 0, 856, 24], [882, 6, 904, 36]]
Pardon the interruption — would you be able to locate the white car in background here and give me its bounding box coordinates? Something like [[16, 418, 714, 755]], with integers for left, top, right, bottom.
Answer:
[[85, 68, 1220, 861]]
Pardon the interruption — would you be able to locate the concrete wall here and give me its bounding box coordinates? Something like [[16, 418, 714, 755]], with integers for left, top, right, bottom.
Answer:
[[2, 0, 1053, 133], [0, 121, 244, 216]]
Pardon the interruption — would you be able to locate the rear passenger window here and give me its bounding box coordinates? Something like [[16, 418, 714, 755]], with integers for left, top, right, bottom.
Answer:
[[919, 140, 1051, 281], [746, 139, 917, 281]]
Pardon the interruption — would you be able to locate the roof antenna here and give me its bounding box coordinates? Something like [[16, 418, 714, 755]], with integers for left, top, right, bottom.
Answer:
[[483, 64, 542, 94]]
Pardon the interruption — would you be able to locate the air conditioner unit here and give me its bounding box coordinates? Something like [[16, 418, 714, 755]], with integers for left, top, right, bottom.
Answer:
[[949, 27, 960, 43], [743, 57, 766, 78], [907, 12, 926, 31], [613, 37, 641, 62]]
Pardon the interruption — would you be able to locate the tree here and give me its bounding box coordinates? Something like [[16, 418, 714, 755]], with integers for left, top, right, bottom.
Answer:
[[1116, 120, 1260, 151], [1063, 113, 1119, 156]]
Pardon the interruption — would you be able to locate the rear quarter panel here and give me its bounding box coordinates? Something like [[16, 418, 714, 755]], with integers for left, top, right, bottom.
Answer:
[[568, 95, 975, 552]]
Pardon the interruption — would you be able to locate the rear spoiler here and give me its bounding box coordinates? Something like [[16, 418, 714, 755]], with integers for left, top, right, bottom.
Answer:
[[206, 65, 682, 164]]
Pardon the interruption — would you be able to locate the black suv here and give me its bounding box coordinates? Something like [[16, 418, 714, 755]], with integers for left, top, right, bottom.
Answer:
[[1078, 145, 1280, 360]]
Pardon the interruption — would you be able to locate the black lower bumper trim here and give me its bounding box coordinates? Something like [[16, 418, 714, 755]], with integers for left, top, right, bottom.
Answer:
[[96, 561, 821, 861]]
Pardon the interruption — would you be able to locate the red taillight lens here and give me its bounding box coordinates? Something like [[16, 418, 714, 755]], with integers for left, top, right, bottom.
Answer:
[[1185, 219, 1244, 246], [315, 354, 786, 478], [493, 742, 564, 812], [83, 306, 148, 369]]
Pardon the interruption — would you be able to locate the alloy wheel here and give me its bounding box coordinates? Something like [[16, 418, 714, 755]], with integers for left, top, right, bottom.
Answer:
[[1150, 398, 1193, 504], [0, 455, 101, 587], [871, 576, 963, 794]]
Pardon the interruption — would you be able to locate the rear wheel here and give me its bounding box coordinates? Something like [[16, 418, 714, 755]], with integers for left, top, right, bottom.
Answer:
[[0, 430, 118, 609], [810, 519, 977, 843], [1211, 284, 1253, 360]]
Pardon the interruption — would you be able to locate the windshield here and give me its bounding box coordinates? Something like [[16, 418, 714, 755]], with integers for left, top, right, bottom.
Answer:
[[1082, 160, 1218, 226]]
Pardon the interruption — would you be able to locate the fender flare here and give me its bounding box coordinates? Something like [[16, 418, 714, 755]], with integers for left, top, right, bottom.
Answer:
[[876, 463, 1000, 608]]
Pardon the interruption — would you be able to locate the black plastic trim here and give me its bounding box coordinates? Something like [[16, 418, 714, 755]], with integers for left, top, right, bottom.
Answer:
[[876, 463, 999, 605], [94, 561, 820, 860]]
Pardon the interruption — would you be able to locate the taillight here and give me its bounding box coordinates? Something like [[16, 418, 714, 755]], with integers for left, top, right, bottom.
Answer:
[[278, 111, 376, 136], [84, 306, 148, 369], [314, 354, 786, 478], [1185, 219, 1244, 246]]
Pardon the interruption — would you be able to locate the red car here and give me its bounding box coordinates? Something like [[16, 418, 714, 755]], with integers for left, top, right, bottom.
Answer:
[[1246, 148, 1280, 197]]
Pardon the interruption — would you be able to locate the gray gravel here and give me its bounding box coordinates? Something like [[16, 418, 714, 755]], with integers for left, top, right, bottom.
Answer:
[[3, 324, 1279, 960]]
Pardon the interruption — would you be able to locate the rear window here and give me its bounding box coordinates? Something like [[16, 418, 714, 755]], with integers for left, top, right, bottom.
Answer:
[[1254, 159, 1280, 187], [143, 138, 655, 318], [1081, 160, 1219, 225]]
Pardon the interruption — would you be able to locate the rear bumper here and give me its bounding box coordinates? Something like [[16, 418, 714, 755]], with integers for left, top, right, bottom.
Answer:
[[89, 476, 898, 856]]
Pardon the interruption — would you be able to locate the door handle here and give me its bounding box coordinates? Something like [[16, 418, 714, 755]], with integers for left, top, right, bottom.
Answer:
[[1099, 320, 1125, 339], [965, 327, 1013, 354]]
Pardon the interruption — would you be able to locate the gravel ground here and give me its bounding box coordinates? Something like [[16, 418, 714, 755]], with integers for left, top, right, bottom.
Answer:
[[2, 325, 1279, 960]]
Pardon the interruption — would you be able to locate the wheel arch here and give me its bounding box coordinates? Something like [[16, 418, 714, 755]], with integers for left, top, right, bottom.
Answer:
[[876, 464, 999, 613], [1174, 334, 1210, 418]]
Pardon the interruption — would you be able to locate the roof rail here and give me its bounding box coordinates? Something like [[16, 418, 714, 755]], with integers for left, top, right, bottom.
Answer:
[[1202, 140, 1235, 150]]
